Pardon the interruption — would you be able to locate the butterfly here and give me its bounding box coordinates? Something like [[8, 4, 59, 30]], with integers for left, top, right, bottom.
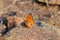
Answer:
[[24, 13, 34, 28]]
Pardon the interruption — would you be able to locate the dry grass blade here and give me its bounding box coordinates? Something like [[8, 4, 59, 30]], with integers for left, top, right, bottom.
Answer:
[[45, 0, 50, 12]]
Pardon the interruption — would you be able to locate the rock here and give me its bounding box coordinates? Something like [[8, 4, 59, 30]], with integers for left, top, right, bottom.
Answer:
[[14, 16, 24, 26], [7, 16, 24, 27], [0, 33, 2, 40], [7, 16, 15, 27], [0, 24, 6, 32]]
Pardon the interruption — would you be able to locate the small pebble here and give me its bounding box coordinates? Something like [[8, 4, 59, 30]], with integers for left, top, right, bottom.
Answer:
[[8, 11, 16, 16], [36, 21, 44, 26]]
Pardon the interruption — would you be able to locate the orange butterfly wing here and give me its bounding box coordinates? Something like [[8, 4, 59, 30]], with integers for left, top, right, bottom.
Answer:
[[25, 13, 34, 28]]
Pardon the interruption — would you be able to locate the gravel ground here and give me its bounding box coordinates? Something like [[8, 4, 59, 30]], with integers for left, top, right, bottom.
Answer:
[[0, 0, 60, 40], [3, 25, 60, 40]]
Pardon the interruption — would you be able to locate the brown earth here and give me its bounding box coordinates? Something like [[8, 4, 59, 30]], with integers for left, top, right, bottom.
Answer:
[[0, 0, 60, 40]]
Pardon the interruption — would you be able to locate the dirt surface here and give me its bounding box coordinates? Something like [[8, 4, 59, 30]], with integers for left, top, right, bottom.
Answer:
[[0, 0, 60, 40]]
